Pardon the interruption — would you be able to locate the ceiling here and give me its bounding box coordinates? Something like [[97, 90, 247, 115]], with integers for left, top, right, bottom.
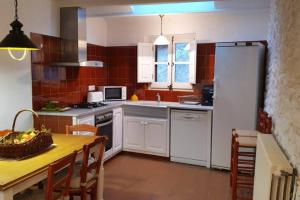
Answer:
[[56, 0, 270, 17]]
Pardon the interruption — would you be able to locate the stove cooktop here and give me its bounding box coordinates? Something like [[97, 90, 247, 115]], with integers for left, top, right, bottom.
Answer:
[[72, 102, 107, 109]]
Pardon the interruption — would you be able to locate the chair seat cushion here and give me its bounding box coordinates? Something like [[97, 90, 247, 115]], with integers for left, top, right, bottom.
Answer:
[[236, 136, 257, 147], [69, 169, 97, 189], [233, 129, 259, 137]]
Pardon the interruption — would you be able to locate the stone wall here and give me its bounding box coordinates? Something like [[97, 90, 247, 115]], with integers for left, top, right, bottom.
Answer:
[[264, 0, 300, 198]]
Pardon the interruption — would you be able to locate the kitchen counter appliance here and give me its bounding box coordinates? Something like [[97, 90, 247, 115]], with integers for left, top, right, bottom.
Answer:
[[170, 109, 212, 168], [95, 112, 113, 159], [87, 91, 103, 103], [211, 42, 265, 169], [98, 86, 127, 101], [201, 85, 214, 106]]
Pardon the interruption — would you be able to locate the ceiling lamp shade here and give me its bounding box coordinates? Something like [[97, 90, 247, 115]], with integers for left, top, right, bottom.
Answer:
[[154, 35, 170, 45], [154, 15, 169, 45], [0, 0, 38, 61]]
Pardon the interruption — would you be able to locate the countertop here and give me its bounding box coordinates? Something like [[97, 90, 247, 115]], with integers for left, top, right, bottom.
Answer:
[[36, 101, 213, 117], [124, 101, 213, 110]]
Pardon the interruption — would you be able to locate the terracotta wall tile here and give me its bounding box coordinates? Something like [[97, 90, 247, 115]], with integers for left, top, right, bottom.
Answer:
[[31, 34, 108, 110], [107, 46, 138, 99], [32, 34, 217, 109], [34, 116, 72, 134], [107, 44, 215, 102]]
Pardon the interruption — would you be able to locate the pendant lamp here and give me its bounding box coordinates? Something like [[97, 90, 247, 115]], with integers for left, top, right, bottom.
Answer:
[[154, 15, 169, 45], [0, 0, 39, 61]]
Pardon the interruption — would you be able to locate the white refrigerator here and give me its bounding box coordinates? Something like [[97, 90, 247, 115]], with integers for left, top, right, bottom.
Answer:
[[211, 42, 265, 169]]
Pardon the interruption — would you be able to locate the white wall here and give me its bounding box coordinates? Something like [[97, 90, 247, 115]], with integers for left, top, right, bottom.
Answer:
[[265, 0, 300, 198], [105, 10, 270, 46], [87, 17, 108, 46], [0, 0, 59, 131]]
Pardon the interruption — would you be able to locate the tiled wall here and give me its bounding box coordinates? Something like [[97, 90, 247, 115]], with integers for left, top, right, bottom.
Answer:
[[196, 44, 215, 83], [107, 46, 139, 99], [107, 43, 216, 102], [34, 115, 73, 134], [31, 32, 216, 110], [31, 33, 108, 110]]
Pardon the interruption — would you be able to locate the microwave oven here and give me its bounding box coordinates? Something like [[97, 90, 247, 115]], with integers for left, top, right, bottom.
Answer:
[[98, 86, 127, 101]]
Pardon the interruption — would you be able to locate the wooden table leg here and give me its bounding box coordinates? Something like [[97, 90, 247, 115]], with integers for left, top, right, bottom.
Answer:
[[0, 188, 13, 200]]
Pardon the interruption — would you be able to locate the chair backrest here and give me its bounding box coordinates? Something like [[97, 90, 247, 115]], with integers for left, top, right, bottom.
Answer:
[[258, 108, 272, 134], [65, 124, 99, 135], [46, 151, 77, 200], [80, 136, 108, 186]]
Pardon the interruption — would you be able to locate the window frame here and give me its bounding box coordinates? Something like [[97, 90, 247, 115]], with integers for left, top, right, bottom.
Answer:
[[150, 34, 196, 90], [151, 44, 172, 89]]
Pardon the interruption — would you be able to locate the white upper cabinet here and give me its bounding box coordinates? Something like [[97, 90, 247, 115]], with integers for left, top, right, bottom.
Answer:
[[137, 43, 154, 83]]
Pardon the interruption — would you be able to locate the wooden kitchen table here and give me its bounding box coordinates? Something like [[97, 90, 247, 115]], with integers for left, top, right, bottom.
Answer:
[[0, 134, 104, 200]]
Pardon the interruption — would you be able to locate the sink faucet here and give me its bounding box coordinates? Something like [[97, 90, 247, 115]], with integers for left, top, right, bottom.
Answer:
[[156, 93, 161, 103]]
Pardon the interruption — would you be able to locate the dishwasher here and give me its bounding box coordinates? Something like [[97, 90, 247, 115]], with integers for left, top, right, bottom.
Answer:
[[170, 109, 212, 168]]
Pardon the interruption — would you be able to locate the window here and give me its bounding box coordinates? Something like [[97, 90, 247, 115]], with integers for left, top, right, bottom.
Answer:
[[174, 42, 190, 83], [155, 45, 169, 82], [151, 36, 196, 90], [137, 34, 196, 89], [131, 2, 216, 15]]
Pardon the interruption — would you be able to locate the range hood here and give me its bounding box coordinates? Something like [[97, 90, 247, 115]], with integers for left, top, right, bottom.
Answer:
[[53, 7, 103, 67]]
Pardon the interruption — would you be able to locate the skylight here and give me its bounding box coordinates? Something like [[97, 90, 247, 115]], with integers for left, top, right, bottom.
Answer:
[[131, 1, 216, 15]]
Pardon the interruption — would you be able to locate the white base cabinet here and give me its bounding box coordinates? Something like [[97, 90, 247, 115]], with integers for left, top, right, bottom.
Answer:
[[113, 108, 123, 154], [123, 117, 145, 151], [144, 119, 167, 154], [123, 116, 168, 157]]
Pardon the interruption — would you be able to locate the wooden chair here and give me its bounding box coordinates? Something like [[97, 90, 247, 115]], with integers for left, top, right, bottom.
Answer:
[[230, 109, 273, 200], [66, 124, 99, 136], [68, 136, 107, 200], [46, 151, 78, 200], [14, 151, 77, 200], [231, 136, 256, 200]]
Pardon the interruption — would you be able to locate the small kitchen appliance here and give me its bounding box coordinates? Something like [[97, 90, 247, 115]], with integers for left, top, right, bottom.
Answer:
[[87, 91, 103, 103], [98, 86, 127, 101], [201, 85, 214, 106]]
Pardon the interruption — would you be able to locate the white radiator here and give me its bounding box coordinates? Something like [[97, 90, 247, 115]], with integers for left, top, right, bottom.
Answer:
[[253, 134, 294, 200]]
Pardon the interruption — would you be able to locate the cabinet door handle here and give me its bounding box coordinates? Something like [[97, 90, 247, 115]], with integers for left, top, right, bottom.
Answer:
[[183, 116, 194, 119]]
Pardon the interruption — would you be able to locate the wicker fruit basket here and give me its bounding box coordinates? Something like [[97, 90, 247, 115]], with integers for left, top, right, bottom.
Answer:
[[0, 109, 53, 159]]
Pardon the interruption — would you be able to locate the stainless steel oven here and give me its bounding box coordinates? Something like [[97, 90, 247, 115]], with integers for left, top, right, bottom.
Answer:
[[95, 112, 113, 158]]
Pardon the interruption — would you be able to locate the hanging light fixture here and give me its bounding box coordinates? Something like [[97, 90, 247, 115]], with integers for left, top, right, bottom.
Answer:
[[154, 15, 169, 45], [0, 0, 38, 61]]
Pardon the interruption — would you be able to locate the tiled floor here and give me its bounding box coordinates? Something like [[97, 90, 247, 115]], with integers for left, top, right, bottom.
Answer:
[[104, 153, 231, 200]]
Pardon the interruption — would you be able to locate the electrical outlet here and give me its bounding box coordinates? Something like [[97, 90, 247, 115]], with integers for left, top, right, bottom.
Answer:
[[88, 85, 95, 91]]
